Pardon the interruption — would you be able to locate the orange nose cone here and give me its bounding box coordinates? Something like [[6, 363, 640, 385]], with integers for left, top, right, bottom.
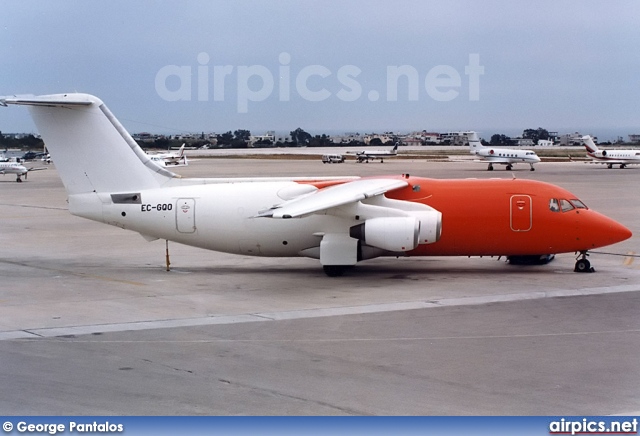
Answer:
[[588, 212, 632, 248], [611, 220, 633, 244]]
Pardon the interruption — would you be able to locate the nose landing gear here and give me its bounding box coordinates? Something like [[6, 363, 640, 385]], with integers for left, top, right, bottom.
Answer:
[[574, 251, 595, 273]]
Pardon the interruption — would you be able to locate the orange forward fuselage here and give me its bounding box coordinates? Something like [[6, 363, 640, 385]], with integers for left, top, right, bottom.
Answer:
[[379, 176, 631, 257]]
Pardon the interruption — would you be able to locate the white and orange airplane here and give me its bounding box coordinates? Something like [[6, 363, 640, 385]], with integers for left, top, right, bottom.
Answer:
[[583, 135, 640, 169], [0, 93, 631, 275]]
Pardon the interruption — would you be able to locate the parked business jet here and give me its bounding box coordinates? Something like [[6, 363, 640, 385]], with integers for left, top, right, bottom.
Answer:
[[583, 135, 640, 169], [466, 131, 541, 171], [355, 143, 398, 163], [0, 160, 45, 182], [1, 94, 631, 275], [148, 143, 187, 166]]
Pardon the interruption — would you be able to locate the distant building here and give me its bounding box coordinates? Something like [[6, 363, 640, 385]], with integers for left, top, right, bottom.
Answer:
[[512, 137, 534, 147], [439, 132, 467, 146], [249, 131, 276, 146], [401, 137, 423, 146], [2, 133, 40, 139], [628, 134, 640, 143], [331, 133, 361, 144], [558, 133, 584, 146], [363, 133, 395, 145], [421, 132, 441, 144]]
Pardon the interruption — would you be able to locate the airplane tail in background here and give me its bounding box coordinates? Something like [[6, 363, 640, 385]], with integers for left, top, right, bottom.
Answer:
[[0, 93, 177, 195], [582, 135, 599, 154], [465, 131, 483, 154]]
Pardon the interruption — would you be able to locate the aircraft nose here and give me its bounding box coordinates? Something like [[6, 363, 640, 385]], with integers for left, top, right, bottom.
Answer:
[[583, 211, 632, 248]]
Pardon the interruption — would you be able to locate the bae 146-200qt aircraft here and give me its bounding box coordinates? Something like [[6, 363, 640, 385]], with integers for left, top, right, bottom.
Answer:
[[0, 93, 632, 276], [467, 131, 541, 171], [583, 135, 640, 169]]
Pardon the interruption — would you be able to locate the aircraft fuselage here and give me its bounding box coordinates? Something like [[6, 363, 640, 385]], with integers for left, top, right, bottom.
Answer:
[[70, 175, 629, 260]]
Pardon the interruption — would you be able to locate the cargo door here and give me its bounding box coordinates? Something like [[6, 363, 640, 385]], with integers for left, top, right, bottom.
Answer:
[[510, 195, 532, 232], [176, 198, 196, 233]]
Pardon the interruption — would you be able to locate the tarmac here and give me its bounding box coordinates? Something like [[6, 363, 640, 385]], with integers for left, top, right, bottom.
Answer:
[[1, 157, 639, 415]]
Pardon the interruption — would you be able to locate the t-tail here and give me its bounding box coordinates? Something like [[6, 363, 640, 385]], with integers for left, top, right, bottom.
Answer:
[[0, 93, 178, 196], [465, 131, 483, 155], [582, 135, 599, 155]]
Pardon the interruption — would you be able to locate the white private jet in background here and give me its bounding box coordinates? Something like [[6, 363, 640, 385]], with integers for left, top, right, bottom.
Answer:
[[354, 143, 398, 163], [583, 135, 640, 169], [466, 131, 540, 171], [147, 143, 187, 166], [0, 160, 46, 182]]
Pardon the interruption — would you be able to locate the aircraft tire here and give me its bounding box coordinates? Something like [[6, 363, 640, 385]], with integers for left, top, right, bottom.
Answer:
[[574, 258, 594, 273], [323, 265, 348, 277]]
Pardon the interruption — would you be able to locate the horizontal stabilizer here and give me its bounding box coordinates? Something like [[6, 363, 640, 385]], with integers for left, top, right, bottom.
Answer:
[[1, 94, 93, 107]]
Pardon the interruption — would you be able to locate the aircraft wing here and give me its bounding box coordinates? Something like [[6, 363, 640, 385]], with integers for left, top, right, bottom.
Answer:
[[257, 178, 409, 218], [483, 158, 519, 164]]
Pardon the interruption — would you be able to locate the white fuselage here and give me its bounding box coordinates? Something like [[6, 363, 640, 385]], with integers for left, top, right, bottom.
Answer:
[[473, 147, 540, 165], [0, 161, 28, 176], [71, 181, 351, 258], [587, 149, 640, 165]]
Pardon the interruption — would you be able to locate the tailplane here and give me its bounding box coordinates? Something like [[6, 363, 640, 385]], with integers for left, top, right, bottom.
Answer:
[[1, 93, 177, 195]]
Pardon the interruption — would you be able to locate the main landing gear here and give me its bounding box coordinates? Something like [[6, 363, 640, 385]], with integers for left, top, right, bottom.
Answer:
[[487, 164, 493, 171], [323, 265, 350, 277], [574, 251, 595, 273]]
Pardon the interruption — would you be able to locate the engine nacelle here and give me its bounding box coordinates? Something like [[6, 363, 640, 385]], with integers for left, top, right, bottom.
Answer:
[[409, 210, 442, 245], [351, 217, 420, 252]]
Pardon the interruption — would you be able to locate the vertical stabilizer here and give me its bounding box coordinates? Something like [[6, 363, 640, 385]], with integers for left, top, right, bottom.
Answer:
[[1, 93, 177, 195], [582, 135, 599, 154], [465, 131, 483, 154]]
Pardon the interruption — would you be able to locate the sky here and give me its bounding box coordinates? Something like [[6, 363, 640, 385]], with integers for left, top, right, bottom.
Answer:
[[1, 0, 639, 141]]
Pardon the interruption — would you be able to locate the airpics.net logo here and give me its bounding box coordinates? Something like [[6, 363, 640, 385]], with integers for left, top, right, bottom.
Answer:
[[154, 53, 484, 113]]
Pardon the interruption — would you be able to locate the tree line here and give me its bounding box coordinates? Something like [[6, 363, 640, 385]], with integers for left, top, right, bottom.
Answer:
[[490, 128, 550, 146]]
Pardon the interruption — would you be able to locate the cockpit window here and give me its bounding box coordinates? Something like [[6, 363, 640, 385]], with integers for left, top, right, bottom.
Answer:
[[549, 199, 560, 212], [560, 199, 574, 212], [570, 199, 587, 209]]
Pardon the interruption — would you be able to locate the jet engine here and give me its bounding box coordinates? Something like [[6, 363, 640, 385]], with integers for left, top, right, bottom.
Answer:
[[350, 211, 442, 252]]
